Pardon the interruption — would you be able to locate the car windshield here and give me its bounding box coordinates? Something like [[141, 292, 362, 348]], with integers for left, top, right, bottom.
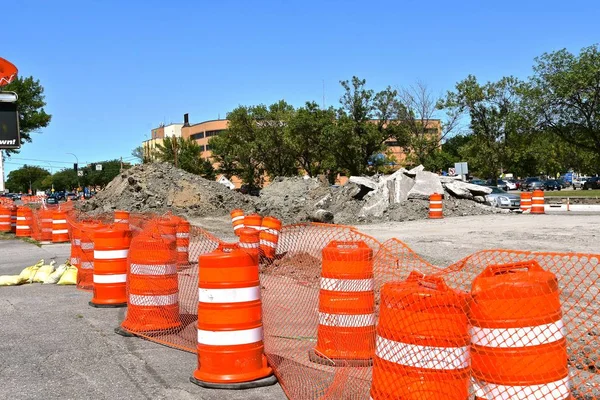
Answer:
[[490, 187, 507, 194], [526, 177, 540, 182]]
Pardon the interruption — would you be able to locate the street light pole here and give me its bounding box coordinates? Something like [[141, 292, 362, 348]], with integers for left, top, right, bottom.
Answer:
[[45, 162, 54, 193]]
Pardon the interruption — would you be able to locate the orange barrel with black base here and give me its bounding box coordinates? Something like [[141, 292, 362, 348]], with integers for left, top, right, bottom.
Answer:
[[52, 210, 70, 243], [0, 206, 10, 232], [117, 232, 181, 336], [310, 241, 375, 366], [520, 192, 532, 212], [370, 272, 470, 400], [78, 221, 103, 290], [89, 228, 132, 308], [16, 206, 32, 237], [230, 209, 245, 237], [238, 227, 260, 262], [531, 189, 545, 214], [243, 213, 263, 232], [259, 216, 281, 260], [428, 193, 443, 219], [176, 219, 190, 268], [39, 209, 53, 242], [470, 260, 570, 400], [191, 243, 277, 389], [114, 210, 130, 230]]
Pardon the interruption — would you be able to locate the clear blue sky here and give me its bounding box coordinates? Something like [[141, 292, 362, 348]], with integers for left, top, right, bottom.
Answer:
[[2, 0, 598, 174]]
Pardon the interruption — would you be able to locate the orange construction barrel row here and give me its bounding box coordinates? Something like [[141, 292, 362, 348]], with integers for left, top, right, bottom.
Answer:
[[230, 209, 245, 236], [259, 216, 281, 260], [520, 192, 532, 212], [16, 206, 32, 237], [52, 210, 70, 243], [77, 221, 102, 291]]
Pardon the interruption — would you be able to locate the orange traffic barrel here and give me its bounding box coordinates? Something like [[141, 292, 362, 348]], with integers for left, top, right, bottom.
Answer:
[[114, 210, 130, 230], [176, 219, 190, 268], [531, 189, 545, 214], [520, 191, 532, 212], [89, 227, 131, 308], [244, 213, 263, 232], [428, 193, 443, 219], [230, 209, 245, 237], [78, 221, 102, 291], [52, 210, 70, 243], [39, 209, 53, 242], [470, 260, 570, 400], [10, 206, 17, 233], [16, 206, 32, 237], [70, 223, 83, 269], [310, 241, 375, 366], [259, 216, 281, 260], [191, 243, 277, 389], [117, 232, 181, 335], [157, 218, 177, 244], [0, 206, 10, 232], [370, 272, 470, 399], [238, 227, 260, 262]]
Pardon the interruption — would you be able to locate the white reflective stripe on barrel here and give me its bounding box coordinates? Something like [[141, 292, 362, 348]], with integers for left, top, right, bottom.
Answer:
[[246, 225, 261, 230], [74, 239, 81, 245], [198, 327, 263, 346], [177, 246, 188, 252], [16, 226, 30, 230], [239, 242, 259, 248], [429, 201, 443, 205], [320, 277, 374, 292], [261, 228, 279, 236], [115, 219, 129, 224], [81, 242, 94, 250], [318, 312, 375, 327], [94, 249, 129, 259], [233, 224, 244, 231], [17, 216, 25, 221], [472, 376, 570, 400], [52, 219, 67, 224], [199, 286, 261, 304], [376, 336, 469, 370], [129, 293, 178, 306], [130, 263, 177, 275], [231, 215, 244, 222], [176, 232, 189, 238], [532, 197, 544, 201], [52, 229, 69, 234], [80, 262, 94, 269], [470, 320, 565, 348], [93, 274, 127, 284], [70, 257, 79, 264], [259, 239, 277, 248]]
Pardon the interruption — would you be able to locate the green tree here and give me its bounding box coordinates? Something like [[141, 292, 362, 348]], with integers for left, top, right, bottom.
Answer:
[[200, 159, 216, 181], [524, 45, 600, 168], [5, 165, 50, 193], [2, 76, 52, 155], [131, 146, 148, 164], [154, 137, 204, 175], [80, 159, 131, 188], [51, 168, 78, 192]]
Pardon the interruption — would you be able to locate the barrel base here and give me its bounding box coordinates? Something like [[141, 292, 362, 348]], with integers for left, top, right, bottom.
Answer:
[[88, 301, 127, 308], [114, 326, 137, 337], [189, 374, 277, 390], [308, 349, 373, 367]]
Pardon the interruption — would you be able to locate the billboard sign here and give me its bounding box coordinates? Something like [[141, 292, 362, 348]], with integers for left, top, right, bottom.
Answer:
[[0, 101, 20, 149]]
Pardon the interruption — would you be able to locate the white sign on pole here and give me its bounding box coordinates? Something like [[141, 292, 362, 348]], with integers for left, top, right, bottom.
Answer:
[[95, 164, 102, 171], [454, 162, 468, 176], [448, 167, 456, 176], [77, 171, 84, 177]]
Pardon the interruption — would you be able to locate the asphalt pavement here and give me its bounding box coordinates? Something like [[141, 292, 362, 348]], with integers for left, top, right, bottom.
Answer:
[[0, 238, 287, 400]]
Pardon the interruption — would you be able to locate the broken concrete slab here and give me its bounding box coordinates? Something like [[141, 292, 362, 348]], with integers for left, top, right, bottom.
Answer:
[[359, 179, 390, 218], [348, 176, 378, 191], [444, 182, 473, 199], [405, 164, 425, 177], [407, 171, 444, 200], [473, 196, 487, 203], [439, 176, 463, 184], [392, 174, 415, 203]]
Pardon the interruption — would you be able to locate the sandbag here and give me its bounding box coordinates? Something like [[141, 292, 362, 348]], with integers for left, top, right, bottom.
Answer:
[[32, 261, 56, 283], [57, 266, 77, 285], [0, 275, 23, 286], [18, 260, 44, 283], [43, 264, 68, 284]]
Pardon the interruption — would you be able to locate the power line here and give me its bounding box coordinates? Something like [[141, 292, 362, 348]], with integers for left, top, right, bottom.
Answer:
[[8, 157, 75, 164]]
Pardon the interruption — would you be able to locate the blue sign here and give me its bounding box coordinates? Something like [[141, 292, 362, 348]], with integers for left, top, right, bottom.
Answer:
[[564, 172, 573, 183]]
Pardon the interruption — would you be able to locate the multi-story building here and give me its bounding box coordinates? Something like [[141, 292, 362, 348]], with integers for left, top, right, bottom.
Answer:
[[142, 123, 184, 161], [180, 114, 228, 159]]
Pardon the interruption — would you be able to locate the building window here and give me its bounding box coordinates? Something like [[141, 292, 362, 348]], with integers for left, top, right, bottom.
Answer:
[[205, 144, 212, 151], [205, 130, 224, 138], [200, 145, 205, 152], [191, 132, 205, 140]]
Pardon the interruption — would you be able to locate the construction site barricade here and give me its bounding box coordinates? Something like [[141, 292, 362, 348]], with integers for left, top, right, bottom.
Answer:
[[39, 209, 53, 242], [469, 260, 570, 400], [157, 218, 177, 245], [191, 243, 276, 389], [114, 210, 130, 230], [531, 189, 545, 214], [310, 240, 376, 366], [52, 210, 70, 243], [238, 227, 260, 262], [118, 231, 181, 335], [230, 209, 245, 237], [520, 191, 532, 212], [429, 193, 443, 219], [244, 213, 263, 232], [176, 219, 190, 269], [371, 272, 470, 400], [78, 221, 102, 291], [16, 206, 32, 237], [70, 225, 82, 269], [0, 206, 11, 232], [259, 216, 281, 260], [90, 227, 132, 308]]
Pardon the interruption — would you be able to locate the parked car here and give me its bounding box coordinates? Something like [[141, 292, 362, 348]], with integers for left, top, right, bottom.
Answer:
[[583, 177, 600, 190], [470, 179, 486, 186], [521, 177, 543, 191], [46, 196, 59, 205], [555, 177, 569, 188], [573, 177, 588, 189], [66, 192, 78, 201], [486, 179, 509, 191], [543, 180, 562, 191], [505, 179, 518, 190], [486, 187, 521, 209]]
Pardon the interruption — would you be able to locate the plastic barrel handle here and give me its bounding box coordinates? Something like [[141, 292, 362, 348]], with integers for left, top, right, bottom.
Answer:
[[406, 270, 449, 291], [482, 260, 544, 277]]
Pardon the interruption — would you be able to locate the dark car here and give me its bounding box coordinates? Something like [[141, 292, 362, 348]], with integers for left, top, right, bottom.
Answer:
[[66, 192, 78, 201], [543, 180, 562, 191], [556, 177, 569, 188], [583, 177, 600, 190], [521, 177, 543, 191], [485, 179, 509, 191], [46, 196, 59, 205]]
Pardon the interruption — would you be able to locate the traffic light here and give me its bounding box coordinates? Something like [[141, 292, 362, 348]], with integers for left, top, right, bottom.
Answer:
[[74, 163, 78, 172]]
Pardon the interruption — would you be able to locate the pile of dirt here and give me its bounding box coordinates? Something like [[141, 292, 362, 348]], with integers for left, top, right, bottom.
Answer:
[[79, 163, 255, 217]]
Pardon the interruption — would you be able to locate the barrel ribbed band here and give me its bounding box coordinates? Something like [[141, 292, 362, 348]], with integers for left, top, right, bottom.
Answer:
[[199, 286, 261, 303], [472, 376, 570, 400], [470, 320, 565, 347], [198, 327, 263, 346], [376, 335, 469, 370], [318, 312, 375, 327], [320, 277, 374, 292]]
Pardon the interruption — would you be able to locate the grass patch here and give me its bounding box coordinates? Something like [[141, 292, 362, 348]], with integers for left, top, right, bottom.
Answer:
[[544, 189, 600, 197], [0, 232, 42, 247]]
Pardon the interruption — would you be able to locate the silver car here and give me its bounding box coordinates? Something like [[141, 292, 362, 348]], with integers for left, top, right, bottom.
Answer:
[[486, 187, 521, 209]]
